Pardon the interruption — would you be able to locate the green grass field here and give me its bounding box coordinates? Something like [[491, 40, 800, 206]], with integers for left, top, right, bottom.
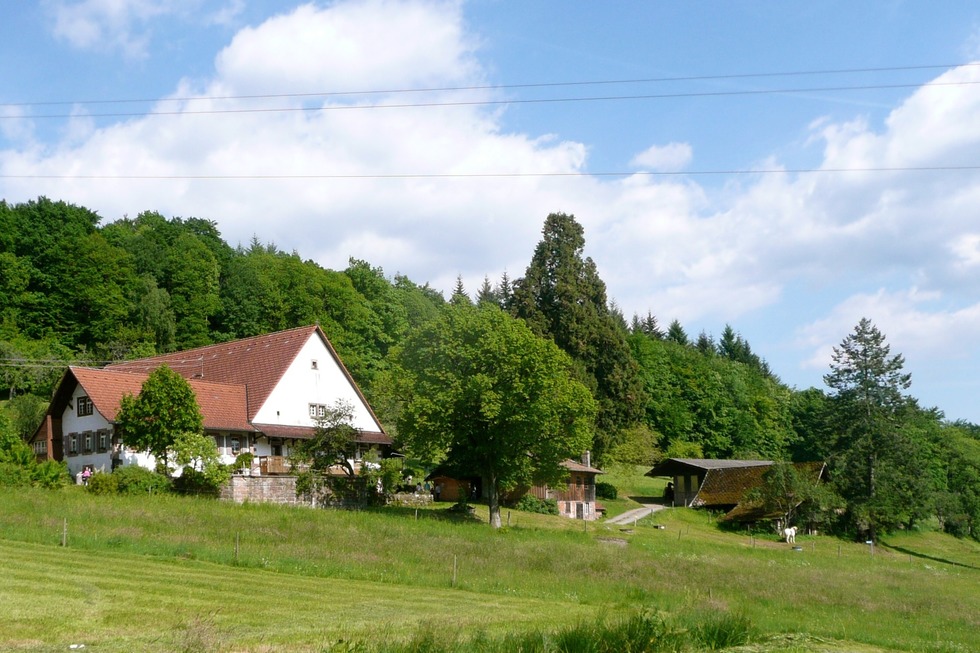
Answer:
[[1, 482, 978, 652]]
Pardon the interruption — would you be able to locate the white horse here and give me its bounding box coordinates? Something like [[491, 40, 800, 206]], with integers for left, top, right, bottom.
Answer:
[[783, 526, 798, 544]]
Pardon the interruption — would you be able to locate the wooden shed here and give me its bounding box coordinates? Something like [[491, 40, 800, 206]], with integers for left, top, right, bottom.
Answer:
[[646, 458, 826, 522]]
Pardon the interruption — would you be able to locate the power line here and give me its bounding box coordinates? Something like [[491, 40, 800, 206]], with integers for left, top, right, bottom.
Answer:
[[4, 165, 980, 181], [2, 62, 975, 109], [3, 79, 979, 121]]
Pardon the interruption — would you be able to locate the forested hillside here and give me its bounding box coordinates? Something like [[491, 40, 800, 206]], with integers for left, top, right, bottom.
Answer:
[[1, 197, 978, 541]]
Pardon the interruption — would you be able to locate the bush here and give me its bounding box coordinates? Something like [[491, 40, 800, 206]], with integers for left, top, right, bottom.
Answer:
[[86, 471, 120, 495], [595, 481, 618, 500], [0, 462, 33, 488], [112, 465, 172, 495], [173, 468, 222, 498], [32, 460, 70, 488], [233, 452, 253, 470], [514, 494, 559, 515]]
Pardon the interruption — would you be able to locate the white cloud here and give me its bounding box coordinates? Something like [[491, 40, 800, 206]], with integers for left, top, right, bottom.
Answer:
[[795, 288, 980, 401], [46, 0, 174, 57], [6, 3, 980, 369], [44, 0, 242, 57], [629, 142, 692, 172]]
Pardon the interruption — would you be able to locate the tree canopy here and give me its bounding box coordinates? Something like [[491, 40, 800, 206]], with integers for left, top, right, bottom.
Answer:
[[823, 318, 924, 541], [510, 212, 644, 462], [115, 365, 203, 474], [394, 304, 597, 528]]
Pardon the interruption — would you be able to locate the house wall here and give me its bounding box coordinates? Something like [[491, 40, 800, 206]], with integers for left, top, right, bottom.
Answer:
[[252, 332, 382, 432], [60, 386, 117, 477]]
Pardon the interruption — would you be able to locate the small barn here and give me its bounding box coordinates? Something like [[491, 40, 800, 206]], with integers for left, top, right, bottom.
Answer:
[[427, 453, 603, 520], [646, 458, 825, 522]]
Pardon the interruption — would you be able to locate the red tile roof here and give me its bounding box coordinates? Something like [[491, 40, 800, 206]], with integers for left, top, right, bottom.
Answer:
[[71, 367, 252, 432], [105, 325, 320, 422]]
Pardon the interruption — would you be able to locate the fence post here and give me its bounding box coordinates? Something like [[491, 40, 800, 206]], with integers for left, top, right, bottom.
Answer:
[[61, 518, 67, 547]]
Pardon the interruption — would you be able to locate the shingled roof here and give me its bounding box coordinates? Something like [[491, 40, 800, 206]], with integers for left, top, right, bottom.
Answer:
[[64, 366, 252, 432], [646, 458, 772, 478], [105, 325, 323, 422]]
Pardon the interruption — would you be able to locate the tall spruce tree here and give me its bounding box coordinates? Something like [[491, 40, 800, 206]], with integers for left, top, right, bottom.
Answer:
[[824, 318, 921, 541], [510, 213, 643, 462]]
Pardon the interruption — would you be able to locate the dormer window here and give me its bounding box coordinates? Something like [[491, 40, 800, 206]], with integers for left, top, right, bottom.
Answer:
[[77, 396, 93, 417]]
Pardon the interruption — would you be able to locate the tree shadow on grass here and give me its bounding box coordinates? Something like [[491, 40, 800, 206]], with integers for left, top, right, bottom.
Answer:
[[370, 504, 484, 524], [880, 541, 980, 570], [629, 495, 668, 506]]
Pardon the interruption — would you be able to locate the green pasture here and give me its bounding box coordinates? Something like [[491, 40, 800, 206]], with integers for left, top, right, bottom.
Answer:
[[1, 486, 978, 652]]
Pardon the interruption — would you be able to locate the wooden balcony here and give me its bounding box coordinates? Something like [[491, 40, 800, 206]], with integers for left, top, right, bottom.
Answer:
[[259, 456, 291, 475]]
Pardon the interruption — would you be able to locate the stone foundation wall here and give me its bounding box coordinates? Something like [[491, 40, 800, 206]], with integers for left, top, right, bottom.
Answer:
[[221, 475, 303, 505]]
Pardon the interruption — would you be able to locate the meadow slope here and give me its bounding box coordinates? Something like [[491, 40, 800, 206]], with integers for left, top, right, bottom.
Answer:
[[1, 487, 977, 652]]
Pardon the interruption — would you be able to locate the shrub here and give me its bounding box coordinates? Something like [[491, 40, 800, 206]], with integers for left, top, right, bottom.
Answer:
[[86, 471, 120, 495], [514, 494, 559, 515], [173, 468, 222, 498], [0, 462, 33, 488], [112, 465, 172, 495], [31, 460, 70, 488], [595, 481, 618, 500]]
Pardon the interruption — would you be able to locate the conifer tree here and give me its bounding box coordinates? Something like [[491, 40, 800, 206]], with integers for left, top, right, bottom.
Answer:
[[665, 319, 689, 346], [511, 213, 644, 461], [824, 318, 923, 541]]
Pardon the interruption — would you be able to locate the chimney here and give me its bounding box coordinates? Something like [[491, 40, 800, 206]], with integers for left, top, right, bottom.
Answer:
[[582, 450, 591, 468]]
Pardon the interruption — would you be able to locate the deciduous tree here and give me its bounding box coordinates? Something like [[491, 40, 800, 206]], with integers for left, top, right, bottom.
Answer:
[[115, 365, 203, 474], [395, 304, 596, 528]]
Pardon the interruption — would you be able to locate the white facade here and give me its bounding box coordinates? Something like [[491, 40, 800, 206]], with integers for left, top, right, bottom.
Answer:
[[251, 332, 383, 432]]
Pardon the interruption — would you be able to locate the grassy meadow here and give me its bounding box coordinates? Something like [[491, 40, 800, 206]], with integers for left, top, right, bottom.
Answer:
[[1, 475, 978, 652]]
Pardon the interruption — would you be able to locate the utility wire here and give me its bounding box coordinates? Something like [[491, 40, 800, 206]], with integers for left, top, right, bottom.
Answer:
[[4, 165, 980, 181], [3, 79, 978, 121], [2, 62, 975, 108]]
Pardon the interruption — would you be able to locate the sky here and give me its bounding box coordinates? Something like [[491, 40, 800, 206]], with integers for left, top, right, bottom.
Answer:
[[3, 1, 980, 422]]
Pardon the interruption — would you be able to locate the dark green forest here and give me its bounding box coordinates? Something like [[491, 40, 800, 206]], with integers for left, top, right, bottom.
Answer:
[[1, 197, 978, 540]]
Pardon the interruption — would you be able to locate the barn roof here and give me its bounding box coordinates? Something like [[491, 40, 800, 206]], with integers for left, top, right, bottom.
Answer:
[[646, 458, 772, 478], [721, 462, 827, 522]]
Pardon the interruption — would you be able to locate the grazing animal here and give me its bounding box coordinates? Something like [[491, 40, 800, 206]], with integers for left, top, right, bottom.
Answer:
[[783, 526, 797, 544]]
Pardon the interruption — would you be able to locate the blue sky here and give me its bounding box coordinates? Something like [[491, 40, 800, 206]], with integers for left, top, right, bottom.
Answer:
[[3, 1, 980, 422]]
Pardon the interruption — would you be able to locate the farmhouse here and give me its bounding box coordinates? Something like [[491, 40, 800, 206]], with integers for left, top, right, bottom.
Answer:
[[30, 325, 391, 484], [647, 457, 825, 521]]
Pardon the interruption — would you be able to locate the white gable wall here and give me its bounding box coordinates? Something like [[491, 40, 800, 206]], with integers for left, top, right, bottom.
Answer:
[[61, 381, 155, 477], [252, 332, 383, 432]]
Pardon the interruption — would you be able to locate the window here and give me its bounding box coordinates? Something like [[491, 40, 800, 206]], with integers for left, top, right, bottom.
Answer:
[[77, 396, 93, 417], [83, 432, 93, 453], [311, 359, 319, 370], [33, 440, 47, 455], [97, 430, 109, 452], [231, 438, 241, 455], [68, 434, 78, 456], [309, 403, 327, 418]]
